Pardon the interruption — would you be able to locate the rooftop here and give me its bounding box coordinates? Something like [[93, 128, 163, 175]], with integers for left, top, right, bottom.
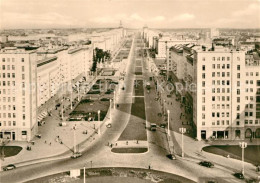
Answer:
[[37, 56, 57, 67]]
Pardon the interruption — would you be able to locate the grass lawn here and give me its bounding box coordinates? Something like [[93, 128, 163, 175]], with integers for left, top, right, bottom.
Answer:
[[111, 148, 148, 153], [70, 99, 109, 121], [0, 146, 23, 158], [203, 145, 260, 165]]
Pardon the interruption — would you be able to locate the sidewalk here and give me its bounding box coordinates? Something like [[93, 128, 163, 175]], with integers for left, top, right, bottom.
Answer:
[[1, 43, 127, 168]]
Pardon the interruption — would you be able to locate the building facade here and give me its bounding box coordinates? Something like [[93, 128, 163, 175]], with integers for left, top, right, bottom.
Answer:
[[0, 48, 38, 141]]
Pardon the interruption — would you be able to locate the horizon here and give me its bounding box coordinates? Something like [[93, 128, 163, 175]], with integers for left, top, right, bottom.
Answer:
[[1, 0, 260, 29]]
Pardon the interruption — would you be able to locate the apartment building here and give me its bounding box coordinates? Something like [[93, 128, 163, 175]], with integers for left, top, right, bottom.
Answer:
[[168, 44, 260, 141], [0, 48, 38, 141]]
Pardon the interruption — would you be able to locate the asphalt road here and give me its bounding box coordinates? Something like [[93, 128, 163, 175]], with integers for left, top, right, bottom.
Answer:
[[0, 34, 248, 183]]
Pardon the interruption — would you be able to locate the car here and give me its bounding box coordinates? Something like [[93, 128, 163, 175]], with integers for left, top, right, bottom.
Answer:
[[71, 152, 82, 159], [160, 123, 167, 128], [106, 123, 112, 128], [35, 134, 41, 138], [166, 154, 176, 160], [199, 161, 214, 168], [3, 164, 16, 171], [233, 172, 244, 179]]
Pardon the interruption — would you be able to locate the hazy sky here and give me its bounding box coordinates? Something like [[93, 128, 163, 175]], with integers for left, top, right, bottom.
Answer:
[[0, 0, 260, 29]]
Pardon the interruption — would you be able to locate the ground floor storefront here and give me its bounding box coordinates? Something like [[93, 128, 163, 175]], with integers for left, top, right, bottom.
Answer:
[[0, 124, 38, 141], [197, 126, 260, 141]]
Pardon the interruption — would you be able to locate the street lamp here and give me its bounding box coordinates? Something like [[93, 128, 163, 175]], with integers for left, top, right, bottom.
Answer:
[[179, 127, 186, 158], [72, 125, 77, 153], [167, 110, 170, 137], [239, 142, 247, 176], [98, 110, 101, 135], [110, 99, 112, 123], [83, 161, 93, 183]]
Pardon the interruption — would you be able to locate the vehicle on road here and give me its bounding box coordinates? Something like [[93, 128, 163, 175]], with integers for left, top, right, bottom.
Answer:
[[166, 154, 176, 160], [233, 172, 244, 179], [35, 134, 41, 138], [150, 123, 157, 131], [83, 130, 88, 134], [160, 123, 167, 128], [106, 123, 112, 128], [146, 82, 151, 90], [3, 164, 16, 171], [71, 152, 82, 159], [59, 122, 67, 126], [199, 161, 214, 168]]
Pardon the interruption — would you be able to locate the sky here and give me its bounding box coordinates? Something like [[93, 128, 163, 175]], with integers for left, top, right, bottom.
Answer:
[[0, 0, 260, 29]]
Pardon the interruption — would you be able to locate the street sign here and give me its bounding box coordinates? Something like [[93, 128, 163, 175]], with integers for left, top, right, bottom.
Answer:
[[179, 128, 186, 134]]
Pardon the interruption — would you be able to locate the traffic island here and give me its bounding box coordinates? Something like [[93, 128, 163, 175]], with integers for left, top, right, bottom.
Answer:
[[26, 167, 195, 183]]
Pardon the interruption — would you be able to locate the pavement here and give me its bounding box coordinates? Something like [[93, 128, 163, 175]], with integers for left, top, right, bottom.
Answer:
[[148, 55, 260, 180], [0, 39, 128, 168], [1, 34, 257, 183]]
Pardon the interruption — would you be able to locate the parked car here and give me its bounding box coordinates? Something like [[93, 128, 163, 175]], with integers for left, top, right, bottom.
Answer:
[[199, 161, 214, 168], [83, 130, 88, 134], [3, 164, 16, 171], [233, 172, 244, 179], [35, 134, 41, 138], [71, 152, 82, 159]]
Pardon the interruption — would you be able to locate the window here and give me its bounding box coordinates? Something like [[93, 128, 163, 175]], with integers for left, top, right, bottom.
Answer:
[[245, 112, 248, 117], [23, 114, 25, 120], [237, 73, 240, 78], [222, 57, 225, 61], [22, 74, 25, 80], [256, 72, 259, 76], [222, 72, 225, 77], [212, 72, 215, 77], [21, 58, 24, 62], [202, 73, 205, 79], [202, 65, 205, 71], [202, 97, 205, 103], [237, 65, 240, 70], [2, 58, 5, 62], [212, 96, 215, 101], [227, 64, 230, 69], [237, 89, 240, 95], [212, 57, 215, 61], [237, 97, 240, 103], [237, 121, 240, 125], [217, 64, 220, 69], [237, 105, 240, 111], [212, 64, 215, 69], [227, 72, 230, 77], [227, 57, 230, 61], [22, 66, 25, 72], [236, 113, 240, 119], [12, 73, 15, 78], [12, 65, 15, 70]]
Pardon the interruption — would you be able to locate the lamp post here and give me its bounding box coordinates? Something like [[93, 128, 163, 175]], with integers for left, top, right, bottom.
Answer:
[[72, 125, 77, 153], [98, 110, 101, 135], [239, 142, 247, 176], [179, 127, 186, 158], [70, 82, 73, 109], [167, 110, 170, 137], [77, 83, 80, 102], [61, 97, 64, 120], [110, 99, 112, 123]]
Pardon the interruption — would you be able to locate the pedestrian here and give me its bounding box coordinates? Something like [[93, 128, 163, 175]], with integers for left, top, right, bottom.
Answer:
[[115, 143, 117, 146], [137, 140, 139, 144], [148, 165, 151, 169], [44, 140, 47, 144], [110, 144, 113, 148], [126, 141, 128, 145], [49, 142, 52, 146]]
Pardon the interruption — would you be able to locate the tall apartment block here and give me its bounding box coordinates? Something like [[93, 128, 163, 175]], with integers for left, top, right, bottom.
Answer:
[[168, 44, 260, 140], [0, 48, 38, 141]]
